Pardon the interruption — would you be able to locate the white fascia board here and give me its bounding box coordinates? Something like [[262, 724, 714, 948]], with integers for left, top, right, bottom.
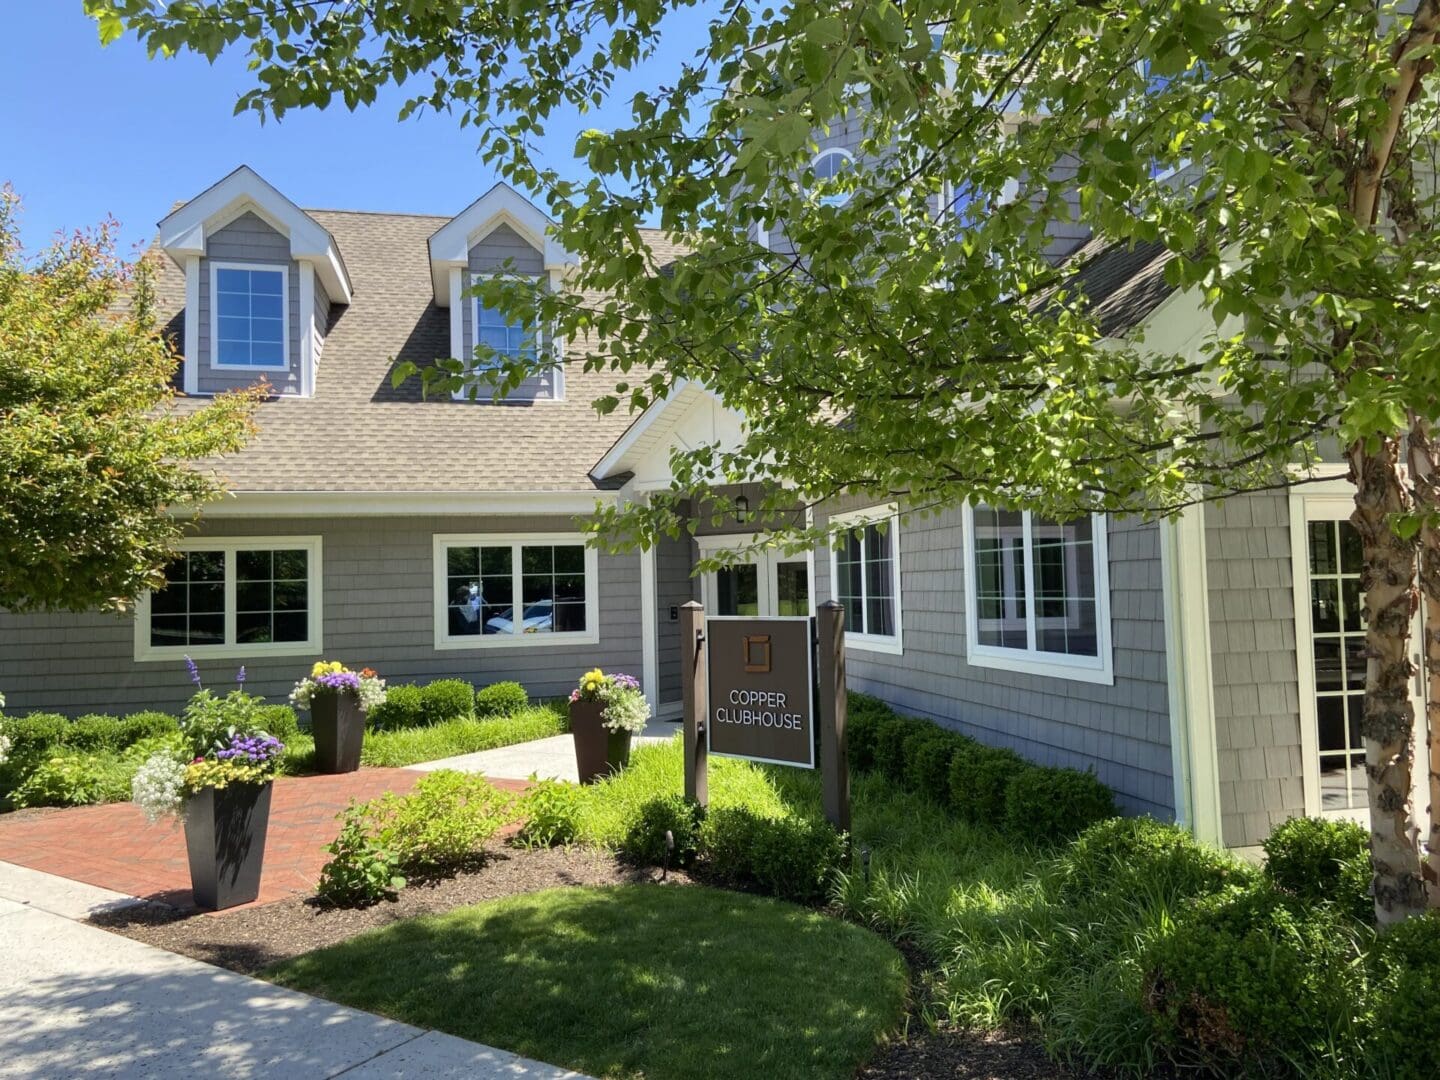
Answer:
[[183, 490, 622, 518], [592, 380, 695, 479], [158, 165, 353, 303], [428, 182, 576, 305]]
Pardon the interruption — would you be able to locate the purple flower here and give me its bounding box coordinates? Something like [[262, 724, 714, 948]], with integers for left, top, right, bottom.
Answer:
[[236, 666, 246, 685], [612, 673, 641, 692], [315, 671, 362, 692], [184, 655, 202, 689]]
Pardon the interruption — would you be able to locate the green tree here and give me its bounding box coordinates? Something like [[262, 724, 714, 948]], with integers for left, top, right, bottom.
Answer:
[[85, 0, 1440, 922], [0, 188, 257, 613]]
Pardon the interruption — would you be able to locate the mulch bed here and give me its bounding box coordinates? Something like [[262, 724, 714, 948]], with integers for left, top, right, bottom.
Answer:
[[860, 1028, 1087, 1079], [90, 844, 686, 976]]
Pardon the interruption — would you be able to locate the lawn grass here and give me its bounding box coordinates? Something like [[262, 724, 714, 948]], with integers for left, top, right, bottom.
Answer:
[[265, 884, 908, 1080], [277, 703, 567, 775]]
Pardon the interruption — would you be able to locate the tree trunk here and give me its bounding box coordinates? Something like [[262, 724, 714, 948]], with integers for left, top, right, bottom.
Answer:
[[1348, 436, 1427, 926], [1405, 417, 1440, 907]]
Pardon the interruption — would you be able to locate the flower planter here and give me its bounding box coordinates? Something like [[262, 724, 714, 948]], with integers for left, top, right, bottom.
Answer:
[[183, 780, 273, 911], [570, 700, 633, 784], [310, 688, 365, 774]]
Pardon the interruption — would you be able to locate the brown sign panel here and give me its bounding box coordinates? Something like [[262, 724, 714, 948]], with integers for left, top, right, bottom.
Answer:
[[706, 616, 814, 768]]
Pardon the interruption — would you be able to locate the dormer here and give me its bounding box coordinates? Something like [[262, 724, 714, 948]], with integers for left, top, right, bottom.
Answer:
[[428, 184, 575, 403], [160, 166, 352, 399]]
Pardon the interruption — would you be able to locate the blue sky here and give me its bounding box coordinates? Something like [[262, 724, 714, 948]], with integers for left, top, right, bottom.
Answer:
[[2, 5, 710, 256]]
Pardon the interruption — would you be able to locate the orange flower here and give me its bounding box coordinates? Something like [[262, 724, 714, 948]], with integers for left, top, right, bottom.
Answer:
[[359, 667, 376, 678]]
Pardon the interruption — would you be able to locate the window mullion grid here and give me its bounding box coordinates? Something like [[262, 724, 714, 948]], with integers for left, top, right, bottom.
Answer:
[[224, 548, 238, 648], [1021, 512, 1037, 654]]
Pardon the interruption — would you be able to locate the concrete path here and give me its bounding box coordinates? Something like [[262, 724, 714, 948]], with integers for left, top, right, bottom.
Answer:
[[0, 862, 586, 1079], [415, 719, 682, 782]]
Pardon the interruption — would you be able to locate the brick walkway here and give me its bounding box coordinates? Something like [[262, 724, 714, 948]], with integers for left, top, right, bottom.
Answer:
[[0, 769, 528, 913]]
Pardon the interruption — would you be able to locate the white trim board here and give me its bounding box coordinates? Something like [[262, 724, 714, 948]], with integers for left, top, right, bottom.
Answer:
[[207, 260, 291, 373], [188, 490, 620, 518]]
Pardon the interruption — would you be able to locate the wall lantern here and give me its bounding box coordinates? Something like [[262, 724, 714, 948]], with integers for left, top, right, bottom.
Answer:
[[735, 495, 750, 523]]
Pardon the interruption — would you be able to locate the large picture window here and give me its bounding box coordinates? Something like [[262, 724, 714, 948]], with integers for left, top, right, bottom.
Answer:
[[963, 506, 1112, 683], [136, 537, 321, 661], [433, 534, 599, 649], [829, 505, 902, 654], [212, 263, 288, 369]]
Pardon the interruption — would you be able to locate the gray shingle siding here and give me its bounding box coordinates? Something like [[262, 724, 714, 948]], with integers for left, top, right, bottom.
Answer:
[[0, 514, 642, 716], [459, 223, 556, 402], [1205, 493, 1305, 847], [655, 532, 695, 707], [313, 274, 332, 372], [814, 504, 1175, 818], [197, 212, 303, 397]]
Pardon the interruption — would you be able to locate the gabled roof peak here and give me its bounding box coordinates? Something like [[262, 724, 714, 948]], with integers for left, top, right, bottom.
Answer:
[[426, 182, 575, 305], [158, 165, 353, 304]]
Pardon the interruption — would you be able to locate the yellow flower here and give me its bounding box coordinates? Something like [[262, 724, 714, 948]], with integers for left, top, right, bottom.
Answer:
[[311, 660, 346, 677]]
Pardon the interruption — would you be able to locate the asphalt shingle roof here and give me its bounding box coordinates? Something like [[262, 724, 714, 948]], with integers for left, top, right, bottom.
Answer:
[[1054, 233, 1179, 337], [158, 209, 685, 494]]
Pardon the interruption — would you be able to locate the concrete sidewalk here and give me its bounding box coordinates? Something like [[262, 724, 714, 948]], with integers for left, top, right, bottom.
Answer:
[[0, 862, 585, 1079], [415, 720, 681, 782]]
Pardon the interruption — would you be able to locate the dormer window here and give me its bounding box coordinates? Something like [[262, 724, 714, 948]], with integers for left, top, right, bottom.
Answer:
[[213, 263, 288, 369], [475, 296, 537, 369]]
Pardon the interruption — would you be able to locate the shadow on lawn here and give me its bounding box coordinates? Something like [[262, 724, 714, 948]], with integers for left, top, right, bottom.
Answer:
[[268, 883, 909, 1080]]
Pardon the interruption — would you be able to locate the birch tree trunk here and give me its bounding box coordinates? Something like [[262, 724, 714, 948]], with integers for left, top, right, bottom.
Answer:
[[1406, 417, 1440, 906], [1348, 437, 1427, 925]]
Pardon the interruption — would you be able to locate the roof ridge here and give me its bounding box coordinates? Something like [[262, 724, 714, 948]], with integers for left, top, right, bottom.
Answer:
[[303, 206, 452, 220]]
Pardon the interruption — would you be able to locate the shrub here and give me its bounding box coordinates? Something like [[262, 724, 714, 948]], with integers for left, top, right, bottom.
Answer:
[[948, 742, 1024, 825], [11, 753, 131, 808], [905, 726, 966, 804], [1005, 765, 1116, 841], [1051, 816, 1254, 908], [255, 704, 301, 742], [367, 683, 424, 729], [63, 714, 127, 752], [5, 712, 67, 762], [515, 778, 583, 848], [1371, 912, 1440, 1080], [119, 711, 182, 746], [700, 806, 845, 904], [1262, 816, 1371, 922], [419, 679, 475, 726], [845, 701, 885, 773], [871, 714, 912, 781], [475, 680, 529, 718], [366, 770, 517, 872], [179, 689, 271, 756], [620, 794, 704, 869], [1142, 882, 1372, 1071], [316, 811, 407, 907]]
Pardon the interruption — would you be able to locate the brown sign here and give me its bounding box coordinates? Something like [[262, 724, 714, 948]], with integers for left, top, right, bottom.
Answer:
[[705, 616, 814, 768]]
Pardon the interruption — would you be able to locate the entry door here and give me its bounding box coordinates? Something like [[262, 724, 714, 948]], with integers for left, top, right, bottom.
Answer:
[[704, 546, 812, 618], [1295, 500, 1428, 827]]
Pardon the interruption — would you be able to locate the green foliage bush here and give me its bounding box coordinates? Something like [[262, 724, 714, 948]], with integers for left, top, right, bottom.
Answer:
[[475, 680, 529, 718], [1262, 815, 1371, 922], [12, 753, 132, 808], [316, 811, 406, 907], [419, 679, 475, 726], [1004, 765, 1116, 840], [1142, 883, 1372, 1071], [64, 714, 130, 752], [515, 778, 583, 849], [871, 713, 912, 781], [1370, 912, 1440, 1080], [905, 726, 965, 804], [700, 806, 845, 904], [366, 683, 424, 729], [255, 704, 301, 742], [5, 712, 67, 762], [620, 794, 704, 869], [119, 711, 182, 745], [844, 693, 891, 773], [948, 742, 1024, 825], [1051, 816, 1254, 908]]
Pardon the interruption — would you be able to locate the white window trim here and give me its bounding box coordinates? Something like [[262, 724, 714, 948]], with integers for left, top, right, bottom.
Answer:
[[828, 504, 903, 656], [694, 533, 817, 619], [432, 533, 600, 650], [208, 260, 291, 373], [961, 505, 1114, 685], [456, 273, 564, 403], [810, 147, 856, 207], [134, 536, 323, 662]]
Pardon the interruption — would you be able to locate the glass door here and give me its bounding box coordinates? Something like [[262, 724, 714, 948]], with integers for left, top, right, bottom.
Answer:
[[699, 542, 812, 618]]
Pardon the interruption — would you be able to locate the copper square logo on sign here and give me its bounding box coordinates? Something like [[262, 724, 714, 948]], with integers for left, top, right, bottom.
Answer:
[[707, 617, 814, 769]]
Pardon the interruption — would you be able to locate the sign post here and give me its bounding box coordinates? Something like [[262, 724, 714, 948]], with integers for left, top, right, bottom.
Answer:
[[681, 599, 850, 831]]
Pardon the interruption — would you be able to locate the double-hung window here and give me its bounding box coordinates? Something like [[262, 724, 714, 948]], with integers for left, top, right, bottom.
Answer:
[[434, 534, 599, 648], [829, 505, 902, 654], [136, 537, 322, 660], [963, 506, 1112, 683], [212, 263, 288, 369], [463, 285, 562, 401]]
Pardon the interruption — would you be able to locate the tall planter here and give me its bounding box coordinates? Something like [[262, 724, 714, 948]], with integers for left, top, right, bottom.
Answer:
[[311, 688, 365, 774], [183, 781, 273, 911], [570, 700, 633, 784]]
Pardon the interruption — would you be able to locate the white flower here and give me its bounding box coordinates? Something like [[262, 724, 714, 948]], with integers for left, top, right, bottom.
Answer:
[[598, 684, 651, 734], [131, 752, 188, 822], [357, 675, 387, 714], [0, 729, 11, 767]]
